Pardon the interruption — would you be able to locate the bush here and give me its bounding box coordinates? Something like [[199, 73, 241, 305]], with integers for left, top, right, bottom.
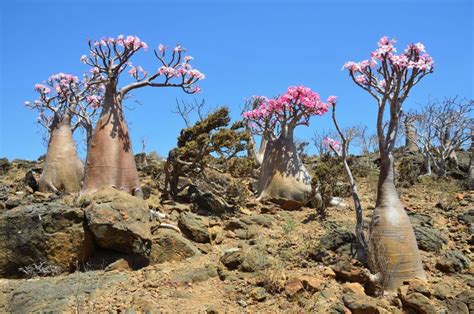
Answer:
[[311, 154, 350, 209]]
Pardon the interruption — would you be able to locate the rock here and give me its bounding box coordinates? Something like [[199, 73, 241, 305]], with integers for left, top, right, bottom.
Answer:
[[299, 276, 323, 292], [249, 287, 267, 302], [443, 299, 469, 314], [332, 261, 367, 284], [205, 304, 219, 314], [0, 202, 94, 278], [435, 250, 471, 273], [342, 293, 381, 314], [310, 227, 356, 264], [171, 265, 218, 284], [187, 185, 233, 214], [178, 211, 210, 243], [432, 282, 453, 300], [401, 292, 437, 314], [458, 209, 474, 225], [412, 225, 448, 252], [322, 267, 336, 278], [224, 218, 257, 240], [269, 197, 304, 211], [0, 270, 128, 313], [342, 282, 365, 295], [407, 278, 431, 297], [149, 228, 200, 264], [240, 246, 269, 272], [220, 248, 243, 270], [242, 214, 275, 228], [456, 290, 474, 312], [285, 277, 304, 296], [105, 258, 130, 272], [407, 212, 434, 227], [84, 188, 152, 256]]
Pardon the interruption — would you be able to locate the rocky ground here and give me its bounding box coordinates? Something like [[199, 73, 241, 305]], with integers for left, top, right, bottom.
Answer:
[[0, 154, 472, 313]]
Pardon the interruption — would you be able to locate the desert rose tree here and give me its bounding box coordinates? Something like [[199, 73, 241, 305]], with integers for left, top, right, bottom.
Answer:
[[26, 73, 101, 193], [341, 36, 434, 290], [80, 36, 204, 196], [243, 86, 329, 203]]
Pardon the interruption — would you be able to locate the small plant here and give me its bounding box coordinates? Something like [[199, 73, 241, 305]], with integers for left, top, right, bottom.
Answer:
[[311, 153, 350, 209], [282, 216, 296, 234]]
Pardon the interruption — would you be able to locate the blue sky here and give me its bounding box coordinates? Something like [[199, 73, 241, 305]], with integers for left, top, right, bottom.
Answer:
[[1, 0, 472, 160]]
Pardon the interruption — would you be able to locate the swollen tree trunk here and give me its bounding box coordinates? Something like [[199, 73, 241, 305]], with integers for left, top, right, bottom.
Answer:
[[39, 117, 84, 193], [369, 153, 426, 290], [404, 116, 418, 153], [82, 85, 142, 196], [257, 129, 311, 202]]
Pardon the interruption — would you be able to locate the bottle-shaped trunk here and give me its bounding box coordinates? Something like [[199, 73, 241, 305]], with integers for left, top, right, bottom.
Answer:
[[257, 131, 311, 202], [82, 86, 142, 196], [39, 120, 84, 193], [404, 117, 418, 153], [369, 154, 425, 290]]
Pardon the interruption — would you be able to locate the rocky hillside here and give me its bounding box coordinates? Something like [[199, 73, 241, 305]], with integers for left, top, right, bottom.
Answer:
[[0, 154, 472, 313]]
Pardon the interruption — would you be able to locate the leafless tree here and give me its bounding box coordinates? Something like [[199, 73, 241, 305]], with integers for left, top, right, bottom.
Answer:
[[312, 128, 339, 156], [409, 97, 473, 176]]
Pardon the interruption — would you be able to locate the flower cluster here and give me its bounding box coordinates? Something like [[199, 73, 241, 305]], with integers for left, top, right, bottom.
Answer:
[[34, 84, 51, 94], [342, 36, 434, 93], [93, 35, 148, 51], [243, 86, 331, 137], [323, 137, 341, 153], [86, 95, 101, 109]]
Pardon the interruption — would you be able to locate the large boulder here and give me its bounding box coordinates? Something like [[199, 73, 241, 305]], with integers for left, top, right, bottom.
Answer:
[[83, 188, 152, 257], [435, 250, 471, 273], [149, 228, 200, 264], [0, 202, 94, 278], [0, 270, 128, 313]]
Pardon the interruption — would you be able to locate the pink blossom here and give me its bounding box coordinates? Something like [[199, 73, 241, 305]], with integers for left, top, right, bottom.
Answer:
[[34, 84, 51, 94], [128, 67, 137, 76], [184, 55, 193, 62], [355, 75, 368, 85], [327, 96, 337, 105], [173, 45, 183, 52], [81, 55, 87, 63], [90, 67, 100, 75], [191, 86, 202, 93], [86, 95, 101, 109], [323, 137, 341, 152], [117, 35, 124, 46], [188, 69, 205, 80], [158, 44, 166, 53]]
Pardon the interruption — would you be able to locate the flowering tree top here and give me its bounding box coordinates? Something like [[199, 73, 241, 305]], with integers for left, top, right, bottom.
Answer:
[[343, 36, 434, 104], [25, 72, 102, 131], [81, 35, 204, 97], [242, 86, 331, 140]]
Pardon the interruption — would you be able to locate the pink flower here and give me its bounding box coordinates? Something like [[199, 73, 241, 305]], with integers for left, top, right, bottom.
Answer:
[[81, 55, 87, 63], [188, 69, 205, 80], [355, 75, 368, 85], [34, 84, 50, 94], [191, 86, 202, 93], [128, 66, 137, 76], [327, 96, 337, 105], [323, 137, 341, 152], [117, 35, 124, 46], [158, 44, 166, 53], [173, 45, 183, 52], [86, 95, 101, 109], [90, 67, 100, 75]]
